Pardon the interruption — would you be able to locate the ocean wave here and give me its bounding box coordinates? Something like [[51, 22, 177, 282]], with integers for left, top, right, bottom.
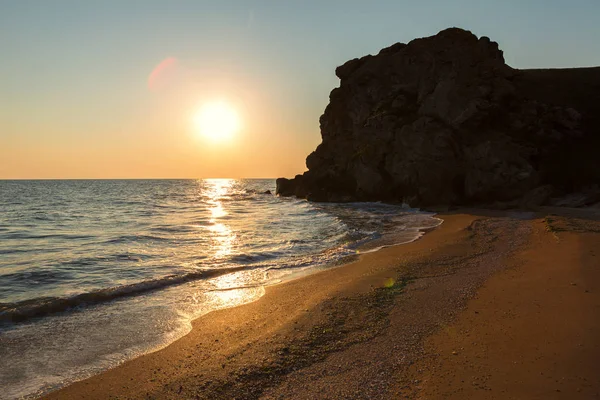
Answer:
[[2, 232, 95, 240], [102, 234, 171, 244], [287, 239, 307, 244], [149, 225, 199, 234], [228, 251, 280, 263], [0, 248, 32, 255], [110, 199, 148, 207], [355, 216, 444, 253], [59, 253, 146, 267], [1, 268, 75, 284], [0, 266, 250, 325], [219, 196, 257, 202]]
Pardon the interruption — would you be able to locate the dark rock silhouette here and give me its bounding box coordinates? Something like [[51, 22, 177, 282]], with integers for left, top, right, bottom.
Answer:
[[277, 28, 600, 207]]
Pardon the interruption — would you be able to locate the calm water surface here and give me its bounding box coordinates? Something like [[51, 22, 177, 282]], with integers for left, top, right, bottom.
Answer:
[[0, 179, 441, 399]]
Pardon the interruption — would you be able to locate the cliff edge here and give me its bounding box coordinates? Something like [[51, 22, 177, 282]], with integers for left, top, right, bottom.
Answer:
[[277, 28, 600, 207]]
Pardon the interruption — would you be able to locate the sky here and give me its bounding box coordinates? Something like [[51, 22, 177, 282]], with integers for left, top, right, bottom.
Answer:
[[1, 0, 599, 179]]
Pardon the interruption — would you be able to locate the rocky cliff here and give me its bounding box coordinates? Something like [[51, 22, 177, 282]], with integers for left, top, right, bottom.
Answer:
[[277, 28, 600, 207]]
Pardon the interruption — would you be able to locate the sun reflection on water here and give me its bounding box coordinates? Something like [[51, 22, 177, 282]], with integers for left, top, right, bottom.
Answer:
[[205, 271, 265, 310], [210, 202, 227, 219], [198, 179, 266, 309], [203, 179, 236, 260]]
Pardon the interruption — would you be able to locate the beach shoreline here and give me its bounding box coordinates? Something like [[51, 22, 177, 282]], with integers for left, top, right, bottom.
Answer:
[[43, 208, 600, 399]]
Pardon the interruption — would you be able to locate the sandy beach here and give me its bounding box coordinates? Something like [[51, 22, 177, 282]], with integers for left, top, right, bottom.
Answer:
[[44, 209, 600, 399], [5, 5, 600, 400]]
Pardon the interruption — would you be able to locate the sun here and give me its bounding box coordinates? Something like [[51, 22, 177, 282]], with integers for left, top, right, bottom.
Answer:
[[193, 101, 241, 142]]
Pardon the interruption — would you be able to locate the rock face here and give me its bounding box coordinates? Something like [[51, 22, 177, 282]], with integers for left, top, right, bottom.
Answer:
[[277, 28, 600, 207]]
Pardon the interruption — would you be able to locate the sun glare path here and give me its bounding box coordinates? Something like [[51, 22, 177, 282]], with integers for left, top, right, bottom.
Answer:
[[204, 179, 236, 260], [193, 101, 241, 142]]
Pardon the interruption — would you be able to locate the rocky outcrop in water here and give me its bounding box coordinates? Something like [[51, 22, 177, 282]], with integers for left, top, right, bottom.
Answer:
[[277, 28, 600, 207]]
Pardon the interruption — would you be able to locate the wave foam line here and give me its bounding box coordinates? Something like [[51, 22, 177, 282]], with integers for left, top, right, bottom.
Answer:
[[0, 266, 249, 325]]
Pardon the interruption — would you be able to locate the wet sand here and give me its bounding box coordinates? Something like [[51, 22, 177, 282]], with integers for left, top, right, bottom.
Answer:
[[45, 209, 600, 399]]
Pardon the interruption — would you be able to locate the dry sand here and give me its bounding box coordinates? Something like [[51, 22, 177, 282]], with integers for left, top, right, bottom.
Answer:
[[44, 209, 600, 399]]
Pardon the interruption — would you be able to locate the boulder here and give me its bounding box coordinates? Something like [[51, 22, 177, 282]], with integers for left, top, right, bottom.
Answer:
[[275, 176, 305, 198], [277, 28, 600, 207], [549, 185, 600, 208], [519, 185, 554, 210]]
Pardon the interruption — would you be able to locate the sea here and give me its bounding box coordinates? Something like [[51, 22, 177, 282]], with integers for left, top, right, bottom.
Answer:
[[0, 179, 442, 399]]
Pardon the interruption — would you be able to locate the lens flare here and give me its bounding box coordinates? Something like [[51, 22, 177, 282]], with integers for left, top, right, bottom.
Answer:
[[148, 57, 178, 91]]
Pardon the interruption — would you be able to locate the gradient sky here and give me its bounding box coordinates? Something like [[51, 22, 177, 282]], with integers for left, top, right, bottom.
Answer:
[[2, 0, 599, 179]]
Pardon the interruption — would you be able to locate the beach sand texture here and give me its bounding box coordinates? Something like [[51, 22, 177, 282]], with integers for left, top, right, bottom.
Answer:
[[45, 210, 600, 399]]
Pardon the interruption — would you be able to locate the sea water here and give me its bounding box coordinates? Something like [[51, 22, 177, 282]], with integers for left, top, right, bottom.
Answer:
[[0, 179, 441, 399]]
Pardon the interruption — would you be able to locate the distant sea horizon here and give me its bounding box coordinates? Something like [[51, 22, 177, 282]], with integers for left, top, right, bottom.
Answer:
[[0, 177, 280, 181]]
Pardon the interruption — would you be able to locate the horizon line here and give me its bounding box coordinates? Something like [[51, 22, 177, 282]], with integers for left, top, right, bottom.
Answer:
[[0, 177, 280, 181]]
